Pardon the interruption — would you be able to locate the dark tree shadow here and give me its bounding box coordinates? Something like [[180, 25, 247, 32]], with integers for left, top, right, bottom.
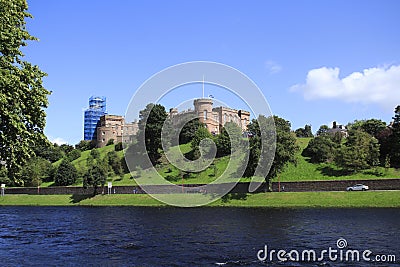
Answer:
[[317, 166, 353, 177], [165, 174, 180, 182], [70, 194, 94, 203], [221, 193, 248, 203], [363, 169, 384, 177], [304, 157, 317, 164], [184, 150, 195, 160]]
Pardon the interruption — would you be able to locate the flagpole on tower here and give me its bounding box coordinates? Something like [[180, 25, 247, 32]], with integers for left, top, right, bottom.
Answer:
[[202, 75, 205, 98]]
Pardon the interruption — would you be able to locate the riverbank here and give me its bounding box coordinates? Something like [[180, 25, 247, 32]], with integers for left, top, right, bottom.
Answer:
[[0, 191, 399, 207]]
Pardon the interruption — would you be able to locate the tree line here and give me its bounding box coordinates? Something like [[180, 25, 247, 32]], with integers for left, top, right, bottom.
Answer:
[[302, 106, 400, 172]]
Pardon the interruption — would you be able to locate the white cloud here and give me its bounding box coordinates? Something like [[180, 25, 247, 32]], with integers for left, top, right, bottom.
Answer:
[[50, 137, 68, 145], [290, 65, 400, 109], [265, 60, 282, 74]]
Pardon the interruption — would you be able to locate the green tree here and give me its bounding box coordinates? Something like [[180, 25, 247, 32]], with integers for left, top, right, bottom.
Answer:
[[33, 142, 64, 163], [75, 140, 96, 151], [316, 125, 329, 136], [137, 104, 168, 165], [389, 105, 400, 167], [54, 159, 78, 186], [0, 166, 11, 185], [66, 149, 81, 162], [106, 139, 115, 146], [19, 157, 52, 186], [191, 126, 215, 159], [349, 119, 387, 138], [115, 142, 123, 151], [302, 136, 336, 163], [90, 148, 100, 159], [335, 130, 380, 172], [243, 134, 261, 177], [295, 124, 313, 137], [179, 117, 204, 144], [269, 116, 299, 181], [121, 157, 129, 173], [243, 116, 298, 188], [59, 144, 74, 154], [106, 151, 123, 176], [243, 116, 275, 178], [215, 122, 242, 157], [0, 0, 51, 183], [83, 162, 107, 196]]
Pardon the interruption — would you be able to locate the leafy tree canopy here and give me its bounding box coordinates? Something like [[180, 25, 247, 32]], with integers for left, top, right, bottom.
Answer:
[[33, 142, 64, 163], [179, 117, 204, 145], [215, 122, 243, 157], [54, 159, 77, 186], [137, 103, 168, 165], [66, 149, 81, 162], [295, 124, 313, 138], [348, 119, 387, 137], [75, 140, 96, 151], [19, 157, 52, 186], [388, 105, 400, 166], [0, 0, 51, 182], [83, 162, 107, 196], [191, 125, 215, 159], [316, 125, 329, 136], [302, 136, 336, 163], [335, 130, 380, 172], [243, 116, 298, 187]]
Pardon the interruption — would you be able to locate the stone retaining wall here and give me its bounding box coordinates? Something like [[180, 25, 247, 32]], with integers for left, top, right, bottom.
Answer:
[[3, 179, 400, 195], [270, 178, 400, 192]]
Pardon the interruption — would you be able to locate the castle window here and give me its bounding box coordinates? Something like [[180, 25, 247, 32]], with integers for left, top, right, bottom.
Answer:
[[204, 110, 207, 120]]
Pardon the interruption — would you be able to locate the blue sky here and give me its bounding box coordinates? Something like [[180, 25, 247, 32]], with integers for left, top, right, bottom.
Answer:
[[23, 0, 400, 145]]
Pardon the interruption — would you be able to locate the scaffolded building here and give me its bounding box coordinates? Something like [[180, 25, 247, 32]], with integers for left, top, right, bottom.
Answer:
[[83, 96, 106, 141]]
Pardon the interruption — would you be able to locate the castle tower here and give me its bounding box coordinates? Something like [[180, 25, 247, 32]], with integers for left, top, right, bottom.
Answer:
[[169, 108, 178, 117], [193, 98, 219, 133]]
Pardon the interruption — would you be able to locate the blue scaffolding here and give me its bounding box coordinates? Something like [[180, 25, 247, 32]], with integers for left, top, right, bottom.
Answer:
[[83, 96, 106, 141]]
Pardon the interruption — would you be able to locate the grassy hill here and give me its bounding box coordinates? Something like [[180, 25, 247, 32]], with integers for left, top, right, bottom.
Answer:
[[279, 138, 400, 181], [45, 138, 399, 187], [45, 145, 130, 187]]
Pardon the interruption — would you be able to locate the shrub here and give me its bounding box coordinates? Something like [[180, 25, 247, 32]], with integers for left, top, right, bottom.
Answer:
[[54, 160, 78, 186], [106, 139, 115, 146], [115, 142, 123, 151], [66, 149, 81, 161]]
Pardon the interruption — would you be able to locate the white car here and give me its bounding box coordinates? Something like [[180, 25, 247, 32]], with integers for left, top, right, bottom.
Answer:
[[346, 184, 369, 191]]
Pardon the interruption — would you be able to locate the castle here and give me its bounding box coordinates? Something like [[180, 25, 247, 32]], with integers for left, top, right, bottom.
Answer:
[[96, 115, 138, 148], [169, 98, 250, 135], [86, 96, 250, 148]]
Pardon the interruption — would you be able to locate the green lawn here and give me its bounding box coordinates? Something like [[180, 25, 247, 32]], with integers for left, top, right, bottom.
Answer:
[[1, 191, 399, 207], [213, 191, 400, 208]]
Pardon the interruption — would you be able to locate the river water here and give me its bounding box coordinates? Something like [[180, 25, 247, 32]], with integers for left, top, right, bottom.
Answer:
[[0, 207, 398, 266]]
